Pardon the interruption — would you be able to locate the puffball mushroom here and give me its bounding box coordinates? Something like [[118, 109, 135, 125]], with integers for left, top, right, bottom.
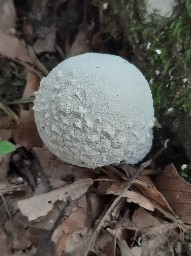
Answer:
[[33, 53, 154, 169]]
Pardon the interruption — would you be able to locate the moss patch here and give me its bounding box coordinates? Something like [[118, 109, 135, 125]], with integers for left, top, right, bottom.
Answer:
[[125, 0, 191, 113]]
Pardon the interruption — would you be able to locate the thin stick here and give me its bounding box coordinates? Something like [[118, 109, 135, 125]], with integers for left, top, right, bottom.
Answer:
[[82, 160, 151, 256], [86, 188, 93, 229], [31, 150, 51, 193], [28, 46, 48, 76], [1, 195, 12, 219]]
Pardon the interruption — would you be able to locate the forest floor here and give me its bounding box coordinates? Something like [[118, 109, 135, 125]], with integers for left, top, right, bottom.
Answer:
[[0, 0, 191, 255]]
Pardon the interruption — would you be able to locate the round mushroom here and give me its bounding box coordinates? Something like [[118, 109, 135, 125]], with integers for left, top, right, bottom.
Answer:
[[33, 53, 154, 168]]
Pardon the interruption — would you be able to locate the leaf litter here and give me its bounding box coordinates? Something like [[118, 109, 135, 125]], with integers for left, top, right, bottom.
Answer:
[[18, 178, 93, 221], [0, 1, 191, 256]]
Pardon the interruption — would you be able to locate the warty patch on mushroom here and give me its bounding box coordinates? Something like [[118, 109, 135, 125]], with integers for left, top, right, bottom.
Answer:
[[33, 53, 154, 168]]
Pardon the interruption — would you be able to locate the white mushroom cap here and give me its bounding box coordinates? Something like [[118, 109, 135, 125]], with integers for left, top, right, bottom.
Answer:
[[33, 53, 154, 169]]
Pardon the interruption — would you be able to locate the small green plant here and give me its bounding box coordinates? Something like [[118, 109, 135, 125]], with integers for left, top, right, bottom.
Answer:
[[0, 63, 25, 87], [0, 141, 16, 157]]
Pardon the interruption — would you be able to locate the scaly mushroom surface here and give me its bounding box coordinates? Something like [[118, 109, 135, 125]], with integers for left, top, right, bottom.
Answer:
[[33, 53, 154, 168]]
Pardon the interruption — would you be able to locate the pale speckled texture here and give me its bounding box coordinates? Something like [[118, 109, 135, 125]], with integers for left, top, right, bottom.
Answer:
[[145, 0, 176, 18], [33, 53, 154, 168]]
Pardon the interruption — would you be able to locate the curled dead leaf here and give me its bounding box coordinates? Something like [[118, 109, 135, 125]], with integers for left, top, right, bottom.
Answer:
[[125, 190, 155, 211], [0, 33, 32, 63], [154, 164, 191, 224], [106, 178, 175, 217], [0, 0, 16, 34], [132, 178, 175, 215]]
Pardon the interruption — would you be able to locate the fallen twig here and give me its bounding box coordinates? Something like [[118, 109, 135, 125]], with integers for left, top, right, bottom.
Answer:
[[28, 46, 48, 76]]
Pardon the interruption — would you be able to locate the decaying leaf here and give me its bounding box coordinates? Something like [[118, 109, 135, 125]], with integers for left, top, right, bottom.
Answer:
[[4, 217, 31, 251], [0, 154, 11, 180], [133, 178, 175, 215], [0, 33, 32, 63], [0, 227, 12, 256], [132, 207, 161, 230], [115, 207, 183, 256], [117, 239, 133, 256], [131, 207, 178, 237], [0, 103, 19, 129], [33, 25, 56, 54], [33, 147, 94, 181], [131, 247, 142, 256], [105, 178, 175, 217], [0, 0, 16, 34], [140, 229, 181, 256], [66, 18, 91, 57], [0, 179, 26, 196], [13, 108, 43, 148], [18, 178, 93, 220], [22, 72, 39, 99], [154, 164, 191, 224], [52, 193, 101, 256], [56, 207, 88, 255], [0, 129, 12, 142], [125, 190, 155, 211], [12, 72, 42, 148]]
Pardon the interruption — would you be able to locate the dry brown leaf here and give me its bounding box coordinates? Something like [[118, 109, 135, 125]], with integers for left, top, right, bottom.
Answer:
[[131, 208, 179, 237], [48, 178, 66, 189], [13, 108, 43, 148], [140, 229, 180, 256], [102, 181, 126, 195], [154, 164, 191, 224], [77, 193, 102, 222], [53, 193, 101, 256], [106, 183, 155, 210], [18, 178, 93, 221], [118, 239, 134, 256], [56, 207, 88, 255], [0, 0, 16, 34], [132, 208, 161, 230], [0, 154, 11, 180], [0, 103, 19, 129], [4, 212, 43, 255], [131, 247, 142, 256], [33, 147, 94, 181], [92, 231, 116, 256], [13, 72, 42, 148], [0, 129, 12, 141], [4, 217, 31, 251], [34, 25, 56, 54], [66, 19, 90, 57], [116, 209, 181, 256], [0, 33, 32, 63], [22, 72, 39, 98], [11, 248, 36, 256], [126, 191, 155, 211], [91, 32, 104, 52], [106, 179, 175, 216], [0, 179, 26, 196], [132, 178, 175, 215], [0, 228, 12, 256]]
